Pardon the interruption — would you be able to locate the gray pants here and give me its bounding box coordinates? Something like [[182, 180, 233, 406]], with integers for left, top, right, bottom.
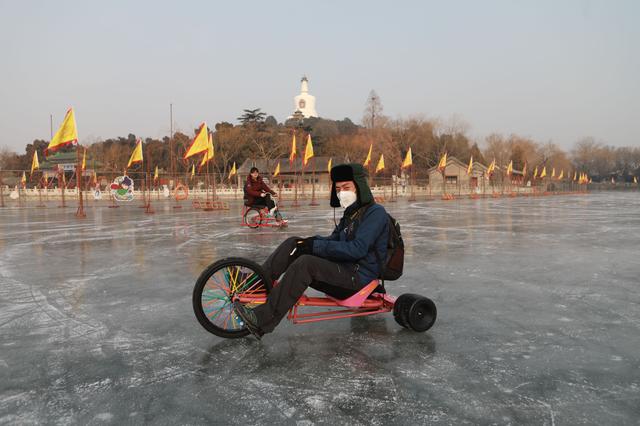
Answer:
[[254, 236, 363, 333]]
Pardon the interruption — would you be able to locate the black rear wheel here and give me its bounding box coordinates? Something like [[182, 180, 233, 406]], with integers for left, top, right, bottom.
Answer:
[[193, 257, 271, 338], [407, 297, 437, 332], [393, 293, 415, 328], [394, 293, 437, 332]]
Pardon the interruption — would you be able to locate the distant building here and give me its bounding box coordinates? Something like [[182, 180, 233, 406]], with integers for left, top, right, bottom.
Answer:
[[290, 76, 318, 119], [39, 151, 101, 176], [427, 156, 488, 190]]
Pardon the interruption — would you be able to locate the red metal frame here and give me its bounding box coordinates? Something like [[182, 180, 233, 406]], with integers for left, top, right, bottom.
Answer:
[[241, 205, 286, 228], [236, 280, 396, 325]]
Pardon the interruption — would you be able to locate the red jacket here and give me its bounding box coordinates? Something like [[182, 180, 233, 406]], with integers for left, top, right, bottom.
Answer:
[[244, 176, 275, 205]]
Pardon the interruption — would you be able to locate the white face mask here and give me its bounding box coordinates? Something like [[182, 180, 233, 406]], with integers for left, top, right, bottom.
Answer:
[[337, 190, 357, 209]]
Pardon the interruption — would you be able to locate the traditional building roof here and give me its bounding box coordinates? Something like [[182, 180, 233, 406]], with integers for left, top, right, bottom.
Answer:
[[39, 151, 102, 170], [427, 156, 484, 173]]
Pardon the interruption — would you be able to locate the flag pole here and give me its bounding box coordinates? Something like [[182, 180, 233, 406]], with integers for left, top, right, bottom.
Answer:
[[203, 157, 210, 210], [207, 158, 211, 208], [139, 145, 147, 209], [145, 143, 154, 214], [0, 170, 4, 208], [309, 156, 318, 206], [292, 130, 299, 207], [37, 170, 45, 208], [58, 167, 66, 208], [409, 165, 416, 201], [301, 155, 306, 199], [170, 103, 181, 209], [83, 148, 88, 208], [204, 155, 213, 211], [212, 161, 217, 203], [390, 169, 396, 203], [277, 163, 283, 206], [75, 145, 86, 218], [108, 169, 119, 209]]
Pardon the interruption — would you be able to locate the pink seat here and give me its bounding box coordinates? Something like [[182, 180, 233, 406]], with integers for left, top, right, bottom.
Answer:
[[327, 280, 381, 308]]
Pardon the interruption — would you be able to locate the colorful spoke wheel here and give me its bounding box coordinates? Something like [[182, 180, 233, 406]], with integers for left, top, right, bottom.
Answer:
[[193, 257, 271, 338]]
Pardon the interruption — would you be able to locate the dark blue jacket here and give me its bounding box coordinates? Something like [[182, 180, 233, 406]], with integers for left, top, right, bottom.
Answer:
[[312, 202, 389, 284]]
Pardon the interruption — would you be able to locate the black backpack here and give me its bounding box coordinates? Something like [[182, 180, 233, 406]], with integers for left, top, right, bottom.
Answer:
[[377, 213, 404, 281], [351, 205, 404, 282]]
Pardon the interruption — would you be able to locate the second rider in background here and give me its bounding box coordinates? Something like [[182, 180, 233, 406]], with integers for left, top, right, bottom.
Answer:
[[245, 167, 284, 223]]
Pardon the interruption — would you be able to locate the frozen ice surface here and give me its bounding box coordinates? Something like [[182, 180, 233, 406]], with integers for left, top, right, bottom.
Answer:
[[1, 193, 639, 425]]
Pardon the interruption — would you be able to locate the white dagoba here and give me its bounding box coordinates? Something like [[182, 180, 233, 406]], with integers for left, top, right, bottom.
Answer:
[[291, 75, 318, 118]]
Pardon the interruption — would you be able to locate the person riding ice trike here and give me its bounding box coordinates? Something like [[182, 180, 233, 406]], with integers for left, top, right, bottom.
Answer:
[[235, 163, 402, 338], [243, 166, 287, 226]]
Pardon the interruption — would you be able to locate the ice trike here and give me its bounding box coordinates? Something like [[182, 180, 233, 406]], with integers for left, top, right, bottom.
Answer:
[[192, 257, 437, 338], [241, 198, 287, 229]]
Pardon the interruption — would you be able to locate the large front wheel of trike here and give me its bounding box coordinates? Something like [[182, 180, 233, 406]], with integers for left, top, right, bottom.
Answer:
[[193, 257, 271, 338]]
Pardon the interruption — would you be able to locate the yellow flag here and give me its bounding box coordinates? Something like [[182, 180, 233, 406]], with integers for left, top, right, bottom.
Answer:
[[191, 164, 195, 178], [487, 159, 496, 176], [228, 162, 237, 180], [81, 148, 86, 171], [127, 138, 143, 168], [558, 169, 564, 180], [375, 154, 385, 173], [200, 132, 215, 167], [289, 134, 297, 164], [467, 156, 473, 175], [21, 171, 26, 185], [540, 166, 547, 178], [506, 160, 513, 176], [522, 162, 527, 176], [154, 166, 159, 181], [573, 171, 577, 181], [363, 143, 372, 167], [401, 147, 413, 169], [551, 167, 556, 178], [46, 108, 78, 155], [634, 176, 638, 184], [184, 122, 209, 159], [437, 152, 447, 172], [303, 134, 314, 166], [92, 169, 97, 185], [533, 166, 538, 179], [31, 151, 40, 174], [327, 157, 332, 173], [273, 162, 280, 177]]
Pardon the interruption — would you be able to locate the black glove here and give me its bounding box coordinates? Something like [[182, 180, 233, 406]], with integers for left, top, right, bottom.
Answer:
[[294, 237, 315, 256]]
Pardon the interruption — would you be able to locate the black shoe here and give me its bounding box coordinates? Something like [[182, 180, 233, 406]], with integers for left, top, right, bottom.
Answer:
[[233, 301, 264, 340]]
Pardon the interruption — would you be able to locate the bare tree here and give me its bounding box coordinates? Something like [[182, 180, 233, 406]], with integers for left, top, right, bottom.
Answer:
[[363, 90, 383, 129]]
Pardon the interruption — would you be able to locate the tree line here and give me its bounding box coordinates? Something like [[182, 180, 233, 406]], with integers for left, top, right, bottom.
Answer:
[[1, 105, 639, 182]]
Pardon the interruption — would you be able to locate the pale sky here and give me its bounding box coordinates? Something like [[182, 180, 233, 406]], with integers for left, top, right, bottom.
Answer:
[[0, 0, 638, 153]]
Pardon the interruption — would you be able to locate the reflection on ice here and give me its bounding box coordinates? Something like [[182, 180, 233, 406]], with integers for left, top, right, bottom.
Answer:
[[1, 192, 639, 424]]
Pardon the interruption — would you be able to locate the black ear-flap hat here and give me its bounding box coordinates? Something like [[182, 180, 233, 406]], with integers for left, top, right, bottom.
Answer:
[[329, 163, 374, 208]]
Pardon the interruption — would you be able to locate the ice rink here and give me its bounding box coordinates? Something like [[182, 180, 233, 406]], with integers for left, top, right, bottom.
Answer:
[[1, 192, 639, 424]]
